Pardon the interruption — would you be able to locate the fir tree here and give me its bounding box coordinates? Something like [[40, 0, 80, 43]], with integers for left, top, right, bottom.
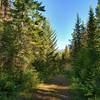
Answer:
[[0, 0, 45, 70], [95, 0, 100, 94], [87, 7, 97, 66], [71, 14, 82, 58], [62, 45, 69, 62], [80, 21, 87, 47], [95, 0, 100, 62], [33, 20, 58, 80], [72, 8, 97, 98]]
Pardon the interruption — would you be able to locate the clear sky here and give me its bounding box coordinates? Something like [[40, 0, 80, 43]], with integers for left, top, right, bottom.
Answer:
[[39, 0, 98, 50]]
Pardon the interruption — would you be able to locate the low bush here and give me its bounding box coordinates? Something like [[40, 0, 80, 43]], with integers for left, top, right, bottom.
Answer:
[[0, 68, 40, 99]]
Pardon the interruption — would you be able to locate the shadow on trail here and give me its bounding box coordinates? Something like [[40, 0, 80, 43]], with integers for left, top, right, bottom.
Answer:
[[33, 88, 69, 100]]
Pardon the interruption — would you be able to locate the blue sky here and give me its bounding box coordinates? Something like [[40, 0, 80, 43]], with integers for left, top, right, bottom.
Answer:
[[39, 0, 98, 50]]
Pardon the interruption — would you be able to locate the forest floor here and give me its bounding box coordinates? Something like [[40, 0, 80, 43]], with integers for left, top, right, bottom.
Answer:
[[32, 75, 70, 100]]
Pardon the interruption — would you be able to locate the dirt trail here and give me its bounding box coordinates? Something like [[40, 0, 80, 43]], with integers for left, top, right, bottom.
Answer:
[[32, 75, 70, 100]]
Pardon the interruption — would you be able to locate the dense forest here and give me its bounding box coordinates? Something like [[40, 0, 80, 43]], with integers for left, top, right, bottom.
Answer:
[[0, 0, 100, 100]]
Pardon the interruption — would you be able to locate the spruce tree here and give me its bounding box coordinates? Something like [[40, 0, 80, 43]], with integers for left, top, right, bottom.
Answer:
[[62, 45, 69, 62], [81, 7, 97, 97], [95, 0, 100, 64], [87, 7, 97, 68], [72, 8, 97, 98], [80, 21, 87, 47], [33, 20, 58, 80], [0, 0, 45, 70], [95, 0, 100, 95], [71, 14, 82, 58], [74, 14, 81, 48], [0, 0, 45, 98], [0, 0, 15, 71]]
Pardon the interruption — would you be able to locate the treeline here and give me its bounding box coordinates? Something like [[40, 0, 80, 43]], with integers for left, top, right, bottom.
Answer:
[[0, 0, 67, 99], [70, 0, 100, 99]]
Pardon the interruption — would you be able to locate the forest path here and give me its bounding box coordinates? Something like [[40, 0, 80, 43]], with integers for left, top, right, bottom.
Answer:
[[32, 75, 70, 100]]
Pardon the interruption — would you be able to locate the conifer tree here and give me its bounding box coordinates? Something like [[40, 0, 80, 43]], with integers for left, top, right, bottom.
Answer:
[[81, 7, 97, 97], [95, 0, 100, 94], [95, 0, 100, 65], [62, 45, 69, 62], [0, 0, 45, 98], [71, 14, 82, 58], [0, 0, 45, 71], [33, 20, 58, 80], [74, 14, 82, 48], [0, 0, 15, 71], [80, 21, 87, 47], [87, 7, 97, 67], [72, 8, 97, 98]]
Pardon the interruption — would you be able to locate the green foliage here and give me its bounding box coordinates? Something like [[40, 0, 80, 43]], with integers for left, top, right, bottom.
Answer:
[[62, 45, 70, 62], [0, 0, 45, 70], [0, 0, 44, 99], [0, 68, 40, 99], [95, 0, 100, 70], [32, 21, 59, 81], [95, 1, 100, 97], [71, 14, 82, 58], [72, 48, 97, 97], [71, 6, 99, 99]]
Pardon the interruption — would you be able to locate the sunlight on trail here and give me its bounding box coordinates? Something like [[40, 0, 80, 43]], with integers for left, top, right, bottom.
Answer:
[[37, 84, 69, 91], [33, 83, 69, 100]]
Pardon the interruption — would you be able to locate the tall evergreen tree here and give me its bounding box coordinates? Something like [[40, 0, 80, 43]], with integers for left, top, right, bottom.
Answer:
[[62, 45, 69, 62], [85, 7, 96, 60], [80, 21, 85, 33], [81, 7, 97, 97], [0, 0, 45, 98], [0, 0, 45, 71], [33, 20, 58, 80], [74, 14, 82, 48], [71, 14, 82, 58], [95, 0, 100, 94], [80, 21, 87, 47], [95, 0, 100, 63], [72, 8, 97, 98]]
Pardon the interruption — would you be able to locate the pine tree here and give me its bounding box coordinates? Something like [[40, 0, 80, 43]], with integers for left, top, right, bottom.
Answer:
[[0, 0, 45, 98], [81, 7, 97, 97], [72, 8, 97, 98], [74, 14, 82, 48], [62, 45, 69, 62], [80, 21, 87, 47], [0, 0, 15, 71], [33, 20, 58, 80], [0, 0, 45, 71], [86, 7, 97, 67], [95, 0, 100, 63], [71, 14, 82, 58], [95, 0, 100, 94], [80, 21, 85, 33]]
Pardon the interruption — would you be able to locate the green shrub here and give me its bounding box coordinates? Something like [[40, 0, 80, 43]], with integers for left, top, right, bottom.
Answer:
[[0, 68, 40, 99], [72, 48, 98, 99]]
